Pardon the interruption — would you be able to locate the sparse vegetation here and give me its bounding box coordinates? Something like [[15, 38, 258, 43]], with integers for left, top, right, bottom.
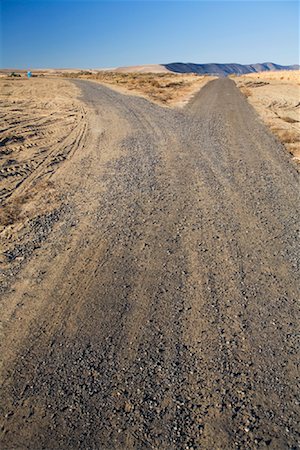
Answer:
[[0, 193, 29, 226], [271, 128, 300, 144], [281, 116, 299, 124], [63, 71, 214, 106]]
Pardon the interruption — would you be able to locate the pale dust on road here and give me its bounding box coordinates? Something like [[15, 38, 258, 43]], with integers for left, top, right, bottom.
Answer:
[[0, 78, 299, 450]]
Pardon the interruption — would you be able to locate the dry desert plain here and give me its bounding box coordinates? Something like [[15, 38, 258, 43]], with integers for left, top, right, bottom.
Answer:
[[0, 71, 299, 449], [232, 70, 300, 163]]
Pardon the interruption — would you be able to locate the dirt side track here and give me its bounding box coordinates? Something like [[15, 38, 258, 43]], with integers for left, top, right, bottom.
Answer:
[[0, 79, 299, 449]]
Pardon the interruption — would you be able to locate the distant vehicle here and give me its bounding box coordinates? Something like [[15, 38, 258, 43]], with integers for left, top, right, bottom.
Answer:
[[9, 72, 21, 77]]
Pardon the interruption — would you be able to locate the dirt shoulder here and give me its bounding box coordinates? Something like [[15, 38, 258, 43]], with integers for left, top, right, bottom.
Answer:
[[0, 77, 88, 292], [232, 70, 300, 164]]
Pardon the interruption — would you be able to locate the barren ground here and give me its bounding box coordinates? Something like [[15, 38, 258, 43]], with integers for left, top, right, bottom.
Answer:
[[233, 70, 300, 163], [0, 77, 87, 203], [0, 78, 88, 276], [0, 77, 299, 450]]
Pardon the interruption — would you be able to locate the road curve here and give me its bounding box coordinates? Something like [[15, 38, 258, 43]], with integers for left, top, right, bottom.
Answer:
[[1, 78, 299, 449]]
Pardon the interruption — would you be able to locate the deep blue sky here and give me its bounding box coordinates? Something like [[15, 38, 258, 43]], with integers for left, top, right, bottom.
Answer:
[[0, 1, 299, 68]]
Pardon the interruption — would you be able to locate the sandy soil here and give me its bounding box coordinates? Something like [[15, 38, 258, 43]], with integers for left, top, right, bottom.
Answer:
[[63, 72, 216, 107], [0, 77, 88, 270], [0, 79, 299, 449], [233, 71, 300, 163], [114, 64, 170, 73]]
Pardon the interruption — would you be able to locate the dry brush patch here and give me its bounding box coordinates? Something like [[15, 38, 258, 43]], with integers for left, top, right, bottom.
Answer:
[[0, 193, 30, 227], [233, 71, 300, 164], [0, 180, 59, 228], [63, 71, 215, 107]]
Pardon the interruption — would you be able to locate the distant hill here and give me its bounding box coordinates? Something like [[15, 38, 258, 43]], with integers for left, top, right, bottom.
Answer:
[[113, 62, 299, 76], [114, 64, 170, 74], [163, 62, 300, 77]]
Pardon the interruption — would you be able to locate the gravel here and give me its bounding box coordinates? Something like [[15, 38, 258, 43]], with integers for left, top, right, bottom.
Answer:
[[1, 79, 299, 450]]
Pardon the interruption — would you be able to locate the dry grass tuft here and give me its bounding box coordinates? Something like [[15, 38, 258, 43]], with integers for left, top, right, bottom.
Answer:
[[0, 180, 58, 228], [0, 193, 30, 226], [271, 128, 300, 144], [281, 116, 299, 124]]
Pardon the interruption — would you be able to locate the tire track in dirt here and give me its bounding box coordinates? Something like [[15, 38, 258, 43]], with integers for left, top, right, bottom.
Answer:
[[0, 80, 88, 203]]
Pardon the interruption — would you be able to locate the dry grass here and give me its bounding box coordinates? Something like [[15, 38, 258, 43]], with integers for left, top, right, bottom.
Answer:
[[63, 71, 215, 107], [270, 128, 300, 144], [0, 180, 59, 228], [0, 195, 28, 227], [281, 116, 299, 124], [233, 70, 300, 164]]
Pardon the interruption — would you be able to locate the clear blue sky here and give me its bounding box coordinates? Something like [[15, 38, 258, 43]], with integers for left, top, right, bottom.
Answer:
[[0, 1, 299, 68]]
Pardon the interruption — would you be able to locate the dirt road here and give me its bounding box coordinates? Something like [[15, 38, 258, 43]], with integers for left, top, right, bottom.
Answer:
[[1, 79, 299, 449]]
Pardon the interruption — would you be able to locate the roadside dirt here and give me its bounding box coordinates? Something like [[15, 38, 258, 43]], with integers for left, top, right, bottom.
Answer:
[[0, 78, 88, 290], [233, 71, 300, 164], [0, 79, 299, 449], [0, 78, 87, 204]]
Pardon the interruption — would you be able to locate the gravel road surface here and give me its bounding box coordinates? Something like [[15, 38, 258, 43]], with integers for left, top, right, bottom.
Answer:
[[1, 78, 299, 449]]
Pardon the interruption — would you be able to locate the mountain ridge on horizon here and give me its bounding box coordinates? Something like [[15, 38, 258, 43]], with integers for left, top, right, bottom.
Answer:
[[163, 61, 299, 77], [115, 61, 299, 77]]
